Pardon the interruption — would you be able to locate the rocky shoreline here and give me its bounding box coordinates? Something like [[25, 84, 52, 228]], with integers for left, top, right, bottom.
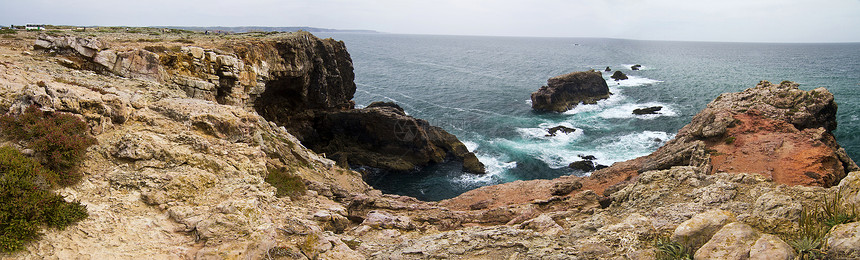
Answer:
[[0, 30, 858, 259]]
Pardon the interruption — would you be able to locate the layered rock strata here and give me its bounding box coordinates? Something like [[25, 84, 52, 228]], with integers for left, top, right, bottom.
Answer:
[[531, 70, 610, 112], [31, 33, 484, 174]]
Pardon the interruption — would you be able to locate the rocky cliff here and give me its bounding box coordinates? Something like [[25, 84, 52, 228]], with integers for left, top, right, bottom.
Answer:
[[31, 32, 483, 174], [1, 30, 859, 259]]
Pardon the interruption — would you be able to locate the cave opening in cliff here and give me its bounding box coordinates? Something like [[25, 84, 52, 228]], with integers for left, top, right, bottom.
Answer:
[[216, 77, 236, 105], [255, 76, 306, 123]]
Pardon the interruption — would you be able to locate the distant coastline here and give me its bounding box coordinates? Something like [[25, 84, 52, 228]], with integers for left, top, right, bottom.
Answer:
[[163, 26, 379, 34]]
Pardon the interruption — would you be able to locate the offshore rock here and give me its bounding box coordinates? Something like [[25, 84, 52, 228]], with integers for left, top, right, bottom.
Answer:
[[545, 125, 576, 136], [610, 70, 628, 81], [633, 106, 662, 115], [531, 70, 610, 112]]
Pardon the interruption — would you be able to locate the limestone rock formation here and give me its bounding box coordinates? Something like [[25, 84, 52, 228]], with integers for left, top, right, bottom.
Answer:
[[640, 81, 855, 187], [307, 104, 485, 174], [530, 70, 610, 112], [31, 32, 483, 175]]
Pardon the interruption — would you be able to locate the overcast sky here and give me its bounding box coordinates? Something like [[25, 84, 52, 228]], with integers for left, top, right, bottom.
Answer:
[[2, 0, 859, 42]]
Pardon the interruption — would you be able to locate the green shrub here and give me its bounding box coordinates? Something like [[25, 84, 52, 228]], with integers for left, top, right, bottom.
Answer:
[[0, 28, 16, 35], [724, 136, 736, 145], [0, 105, 97, 186], [0, 147, 88, 252], [265, 167, 306, 199], [654, 236, 694, 260], [787, 190, 856, 260]]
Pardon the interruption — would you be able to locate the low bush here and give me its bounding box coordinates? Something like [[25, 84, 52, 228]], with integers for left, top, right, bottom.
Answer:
[[265, 167, 306, 199], [0, 105, 97, 186], [0, 147, 88, 252]]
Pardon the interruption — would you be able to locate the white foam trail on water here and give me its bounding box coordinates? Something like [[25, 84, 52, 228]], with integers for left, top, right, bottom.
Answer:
[[454, 152, 516, 184], [606, 75, 663, 87], [597, 102, 678, 120], [594, 131, 674, 165], [515, 122, 584, 143], [463, 141, 479, 152], [563, 90, 626, 115], [621, 64, 653, 71]]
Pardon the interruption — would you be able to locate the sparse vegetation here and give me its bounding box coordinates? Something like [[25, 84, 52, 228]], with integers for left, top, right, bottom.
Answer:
[[0, 146, 88, 252], [654, 236, 694, 260], [0, 105, 97, 186], [0, 28, 16, 35], [787, 190, 857, 259], [724, 136, 736, 144], [172, 38, 195, 44], [264, 167, 306, 199]]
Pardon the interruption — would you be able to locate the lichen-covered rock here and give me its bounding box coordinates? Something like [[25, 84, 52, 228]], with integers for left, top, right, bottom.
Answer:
[[749, 234, 795, 260], [695, 222, 759, 260], [531, 70, 610, 112], [826, 221, 860, 259], [671, 209, 736, 248]]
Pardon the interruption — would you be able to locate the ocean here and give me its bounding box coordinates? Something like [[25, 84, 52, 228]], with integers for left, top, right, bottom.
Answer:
[[318, 33, 860, 201]]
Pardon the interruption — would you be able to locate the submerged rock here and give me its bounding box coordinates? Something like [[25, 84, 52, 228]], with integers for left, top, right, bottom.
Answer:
[[610, 70, 628, 81], [545, 125, 576, 137], [631, 64, 642, 70], [530, 70, 610, 113], [632, 106, 662, 115]]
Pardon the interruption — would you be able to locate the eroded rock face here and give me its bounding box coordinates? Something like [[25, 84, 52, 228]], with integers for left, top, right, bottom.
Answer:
[[638, 81, 856, 187], [35, 32, 483, 175], [531, 70, 610, 112], [308, 104, 485, 174]]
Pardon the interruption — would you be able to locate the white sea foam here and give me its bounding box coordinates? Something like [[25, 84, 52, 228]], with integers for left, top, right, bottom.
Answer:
[[463, 141, 479, 152], [597, 102, 678, 120], [606, 75, 663, 87], [454, 153, 516, 184], [562, 90, 626, 115], [515, 122, 583, 142], [595, 131, 674, 163]]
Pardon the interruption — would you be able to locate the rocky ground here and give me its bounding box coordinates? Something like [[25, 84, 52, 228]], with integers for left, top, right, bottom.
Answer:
[[0, 29, 858, 259]]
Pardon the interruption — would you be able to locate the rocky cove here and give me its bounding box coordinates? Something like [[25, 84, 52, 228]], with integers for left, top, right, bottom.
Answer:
[[0, 29, 859, 259]]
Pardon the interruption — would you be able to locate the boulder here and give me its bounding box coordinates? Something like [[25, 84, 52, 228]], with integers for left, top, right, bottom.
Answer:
[[604, 66, 611, 72], [610, 71, 628, 81], [632, 106, 662, 115], [694, 222, 759, 259], [631, 64, 642, 70], [362, 210, 416, 230], [826, 222, 860, 258], [531, 70, 610, 112], [749, 234, 795, 260], [545, 125, 576, 137], [550, 179, 582, 196], [570, 160, 597, 172], [671, 209, 736, 248]]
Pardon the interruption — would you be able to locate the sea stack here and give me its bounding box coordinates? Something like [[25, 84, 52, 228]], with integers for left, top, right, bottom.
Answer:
[[530, 70, 610, 112]]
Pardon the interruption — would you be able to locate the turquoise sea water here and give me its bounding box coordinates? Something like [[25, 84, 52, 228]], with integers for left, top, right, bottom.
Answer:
[[318, 33, 860, 201]]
